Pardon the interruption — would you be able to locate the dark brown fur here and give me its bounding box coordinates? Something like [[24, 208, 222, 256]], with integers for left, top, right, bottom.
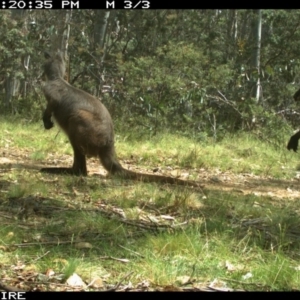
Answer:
[[287, 88, 300, 152], [294, 88, 300, 102], [287, 130, 300, 152], [41, 51, 200, 187]]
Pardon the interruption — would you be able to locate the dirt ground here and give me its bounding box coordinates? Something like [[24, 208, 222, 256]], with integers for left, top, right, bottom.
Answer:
[[1, 146, 300, 200]]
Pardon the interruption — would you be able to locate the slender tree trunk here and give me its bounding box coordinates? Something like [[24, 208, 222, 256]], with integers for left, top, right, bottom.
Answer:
[[94, 11, 110, 49], [255, 9, 262, 103], [226, 10, 238, 61], [93, 10, 111, 96], [247, 10, 263, 127]]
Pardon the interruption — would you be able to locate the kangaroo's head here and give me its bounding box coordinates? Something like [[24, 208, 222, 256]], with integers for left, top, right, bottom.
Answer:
[[43, 51, 66, 81]]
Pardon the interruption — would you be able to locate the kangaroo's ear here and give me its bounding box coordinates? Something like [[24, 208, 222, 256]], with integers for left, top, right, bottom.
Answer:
[[54, 50, 67, 62], [44, 51, 51, 59], [56, 50, 63, 59]]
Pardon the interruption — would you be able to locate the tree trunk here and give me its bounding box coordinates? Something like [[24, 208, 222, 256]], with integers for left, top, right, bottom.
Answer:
[[93, 10, 111, 96], [94, 10, 111, 50], [254, 9, 262, 103]]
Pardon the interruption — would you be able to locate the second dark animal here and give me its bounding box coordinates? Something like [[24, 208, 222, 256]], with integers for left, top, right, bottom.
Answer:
[[287, 88, 300, 152]]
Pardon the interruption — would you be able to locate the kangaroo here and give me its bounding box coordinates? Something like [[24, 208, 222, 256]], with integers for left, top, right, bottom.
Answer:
[[41, 51, 200, 187]]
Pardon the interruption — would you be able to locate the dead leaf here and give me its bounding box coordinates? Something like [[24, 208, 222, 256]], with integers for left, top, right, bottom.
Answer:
[[224, 260, 244, 272], [72, 187, 82, 196], [37, 273, 50, 282], [49, 220, 65, 226], [74, 242, 93, 249], [225, 260, 236, 272], [66, 273, 87, 288], [40, 178, 58, 183], [170, 170, 181, 178], [137, 280, 150, 289], [0, 157, 12, 164], [160, 215, 175, 220], [12, 263, 26, 271], [88, 277, 104, 288], [6, 232, 14, 238], [242, 272, 253, 280], [209, 278, 227, 289], [147, 215, 159, 223], [112, 208, 126, 218], [110, 257, 130, 263], [32, 233, 42, 241], [53, 258, 68, 265], [122, 281, 133, 291], [253, 192, 261, 197], [180, 172, 190, 179], [176, 275, 191, 285], [46, 269, 55, 277]]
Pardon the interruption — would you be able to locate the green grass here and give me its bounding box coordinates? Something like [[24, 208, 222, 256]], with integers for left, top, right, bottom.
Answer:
[[1, 116, 300, 290]]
